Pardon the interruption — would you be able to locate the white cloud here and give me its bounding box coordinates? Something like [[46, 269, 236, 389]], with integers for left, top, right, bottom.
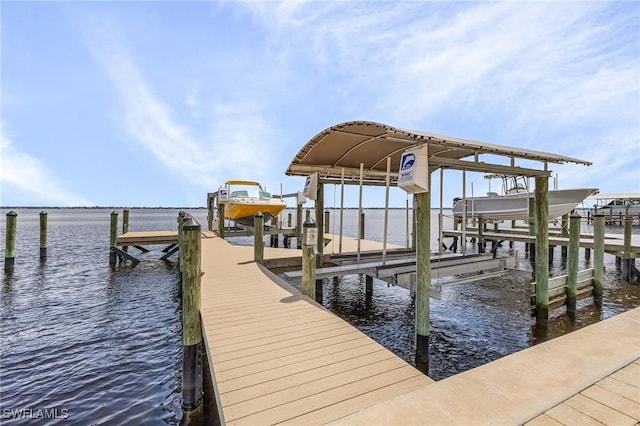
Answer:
[[0, 124, 93, 206]]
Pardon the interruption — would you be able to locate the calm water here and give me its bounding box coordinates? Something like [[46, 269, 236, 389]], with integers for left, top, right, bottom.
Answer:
[[1, 207, 639, 424]]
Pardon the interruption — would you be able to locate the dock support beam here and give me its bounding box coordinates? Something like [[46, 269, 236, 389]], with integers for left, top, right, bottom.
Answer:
[[566, 214, 581, 319], [622, 216, 637, 283], [316, 183, 324, 268], [302, 218, 317, 299], [181, 217, 203, 416], [109, 211, 118, 265], [534, 176, 549, 328], [217, 204, 225, 239], [39, 211, 47, 260], [296, 204, 303, 249], [254, 212, 264, 265], [415, 187, 431, 374], [593, 214, 604, 308], [4, 211, 17, 272]]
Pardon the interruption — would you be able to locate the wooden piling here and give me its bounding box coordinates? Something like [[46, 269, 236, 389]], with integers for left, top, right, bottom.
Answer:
[[324, 210, 330, 234], [287, 213, 292, 228], [122, 209, 130, 234], [622, 216, 635, 282], [528, 197, 536, 262], [477, 217, 485, 253], [359, 212, 365, 240], [217, 204, 225, 239], [566, 214, 581, 318], [39, 211, 47, 260], [415, 189, 431, 374], [302, 218, 317, 299], [109, 211, 118, 265], [254, 212, 264, 265], [4, 211, 17, 271], [181, 216, 203, 414], [593, 214, 605, 308], [534, 176, 549, 327], [315, 183, 324, 268], [561, 214, 569, 259], [297, 204, 303, 249]]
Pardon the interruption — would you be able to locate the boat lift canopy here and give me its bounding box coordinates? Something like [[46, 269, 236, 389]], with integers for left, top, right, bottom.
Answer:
[[285, 121, 592, 184]]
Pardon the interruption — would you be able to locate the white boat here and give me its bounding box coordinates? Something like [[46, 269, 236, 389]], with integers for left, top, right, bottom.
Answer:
[[222, 180, 287, 226], [452, 175, 598, 221], [588, 193, 640, 218]]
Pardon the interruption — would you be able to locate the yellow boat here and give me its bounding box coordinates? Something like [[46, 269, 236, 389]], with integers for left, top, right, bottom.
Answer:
[[222, 180, 287, 225]]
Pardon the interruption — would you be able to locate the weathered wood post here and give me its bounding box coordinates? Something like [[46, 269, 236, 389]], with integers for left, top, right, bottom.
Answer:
[[561, 213, 569, 259], [288, 213, 292, 228], [217, 203, 225, 239], [477, 217, 485, 253], [622, 216, 635, 282], [254, 212, 264, 265], [4, 211, 17, 272], [528, 197, 537, 262], [206, 192, 215, 231], [302, 218, 317, 299], [324, 210, 330, 234], [359, 212, 366, 240], [534, 176, 549, 328], [566, 213, 581, 318], [39, 211, 47, 260], [109, 211, 118, 265], [270, 215, 279, 248], [181, 216, 203, 416], [297, 204, 303, 249], [315, 183, 324, 268], [593, 214, 605, 308], [122, 209, 130, 234], [415, 189, 431, 373]]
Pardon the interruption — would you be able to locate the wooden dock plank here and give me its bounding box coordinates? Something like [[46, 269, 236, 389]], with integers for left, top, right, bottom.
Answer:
[[199, 233, 434, 424], [582, 384, 640, 420]]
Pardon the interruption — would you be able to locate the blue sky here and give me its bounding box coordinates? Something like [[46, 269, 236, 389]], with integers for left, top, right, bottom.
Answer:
[[2, 1, 638, 208]]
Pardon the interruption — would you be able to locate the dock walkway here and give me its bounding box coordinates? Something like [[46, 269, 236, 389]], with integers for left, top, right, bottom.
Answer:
[[200, 232, 639, 425], [331, 307, 640, 425], [200, 234, 433, 425]]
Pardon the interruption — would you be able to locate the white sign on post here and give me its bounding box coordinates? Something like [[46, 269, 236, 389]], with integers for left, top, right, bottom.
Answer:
[[303, 173, 318, 200], [218, 187, 229, 203], [305, 227, 318, 246], [397, 146, 429, 194]]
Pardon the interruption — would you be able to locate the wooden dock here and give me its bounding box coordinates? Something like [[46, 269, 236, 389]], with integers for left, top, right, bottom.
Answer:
[[198, 232, 639, 425], [200, 234, 434, 425], [329, 307, 640, 425]]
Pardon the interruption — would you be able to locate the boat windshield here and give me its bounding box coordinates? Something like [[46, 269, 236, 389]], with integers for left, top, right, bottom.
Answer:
[[229, 185, 261, 198]]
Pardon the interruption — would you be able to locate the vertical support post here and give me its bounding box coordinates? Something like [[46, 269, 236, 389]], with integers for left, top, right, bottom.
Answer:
[[339, 168, 345, 255], [622, 216, 634, 282], [415, 188, 431, 373], [359, 212, 366, 240], [534, 176, 549, 327], [254, 212, 264, 265], [561, 214, 569, 259], [383, 157, 391, 263], [302, 218, 317, 299], [181, 217, 203, 414], [324, 210, 330, 234], [477, 217, 485, 253], [566, 214, 581, 319], [287, 213, 292, 228], [528, 197, 537, 262], [122, 209, 130, 234], [316, 182, 324, 268], [217, 204, 225, 239], [39, 211, 47, 260], [296, 204, 303, 249], [206, 193, 215, 231], [593, 214, 604, 308], [4, 211, 17, 271], [357, 163, 364, 263], [109, 211, 118, 265]]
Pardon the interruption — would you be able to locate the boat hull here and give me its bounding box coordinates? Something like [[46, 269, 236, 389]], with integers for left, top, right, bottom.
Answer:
[[224, 199, 287, 225], [452, 188, 598, 221]]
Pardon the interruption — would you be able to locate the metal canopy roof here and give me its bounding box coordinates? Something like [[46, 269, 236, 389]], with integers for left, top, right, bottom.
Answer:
[[286, 121, 592, 185]]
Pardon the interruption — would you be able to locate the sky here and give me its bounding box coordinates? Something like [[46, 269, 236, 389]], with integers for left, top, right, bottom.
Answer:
[[1, 1, 639, 208]]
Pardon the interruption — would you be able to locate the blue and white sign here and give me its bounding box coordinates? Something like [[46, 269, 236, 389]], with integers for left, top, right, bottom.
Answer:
[[303, 172, 318, 200], [398, 146, 429, 194], [218, 187, 229, 203]]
